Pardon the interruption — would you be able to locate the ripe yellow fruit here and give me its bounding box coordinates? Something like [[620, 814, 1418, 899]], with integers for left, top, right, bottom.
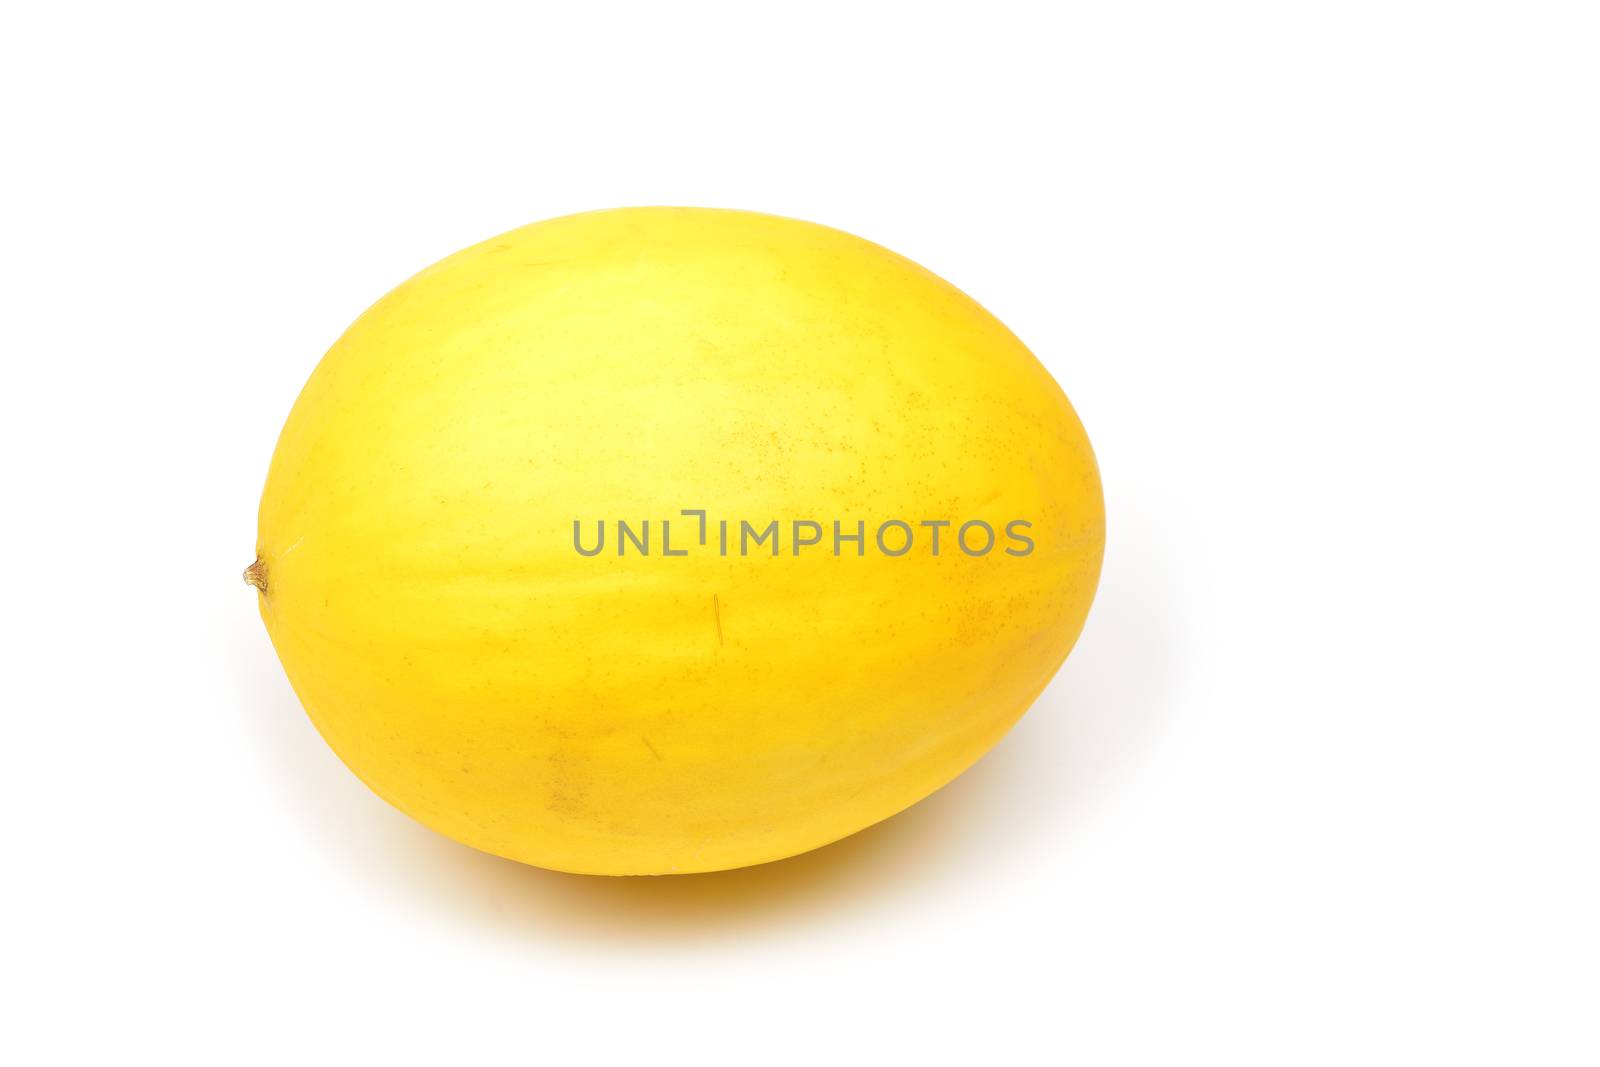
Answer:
[[249, 207, 1103, 875]]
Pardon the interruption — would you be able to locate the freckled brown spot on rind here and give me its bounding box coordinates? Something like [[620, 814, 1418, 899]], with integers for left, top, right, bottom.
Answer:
[[243, 558, 268, 594]]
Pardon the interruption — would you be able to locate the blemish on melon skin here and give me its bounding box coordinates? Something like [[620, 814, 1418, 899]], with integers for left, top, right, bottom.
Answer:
[[640, 736, 663, 761], [712, 593, 725, 646]]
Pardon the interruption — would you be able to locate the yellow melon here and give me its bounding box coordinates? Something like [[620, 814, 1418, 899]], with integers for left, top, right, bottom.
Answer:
[[248, 207, 1103, 875]]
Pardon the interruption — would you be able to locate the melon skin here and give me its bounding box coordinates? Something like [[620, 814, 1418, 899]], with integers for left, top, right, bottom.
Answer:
[[252, 207, 1103, 875]]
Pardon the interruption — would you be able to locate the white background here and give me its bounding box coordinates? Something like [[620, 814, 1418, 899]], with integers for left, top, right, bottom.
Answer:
[[4, 3, 1596, 1062]]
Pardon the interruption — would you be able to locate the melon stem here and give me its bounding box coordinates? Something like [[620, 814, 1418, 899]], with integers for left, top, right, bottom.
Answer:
[[243, 558, 268, 593]]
